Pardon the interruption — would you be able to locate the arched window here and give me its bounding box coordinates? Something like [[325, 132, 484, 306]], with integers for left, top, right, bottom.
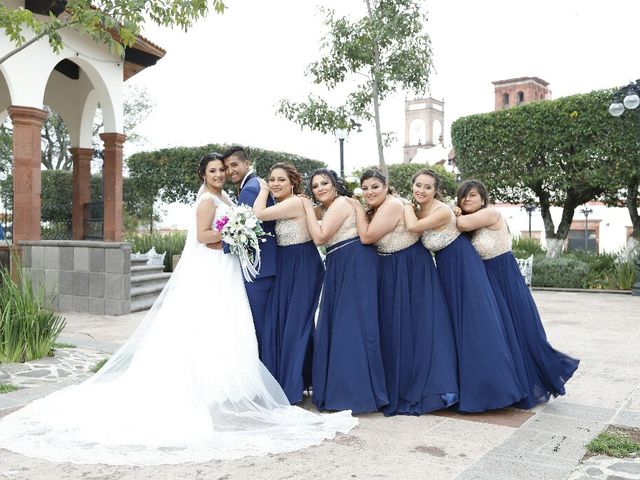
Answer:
[[517, 91, 524, 104], [409, 119, 426, 146], [502, 93, 509, 108]]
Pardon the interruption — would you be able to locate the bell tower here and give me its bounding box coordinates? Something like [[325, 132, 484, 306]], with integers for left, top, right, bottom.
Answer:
[[492, 77, 551, 111], [403, 97, 444, 162]]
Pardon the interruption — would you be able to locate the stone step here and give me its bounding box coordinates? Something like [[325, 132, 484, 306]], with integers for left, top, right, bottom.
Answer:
[[130, 264, 166, 277], [130, 294, 158, 313], [130, 272, 172, 285], [130, 257, 148, 266], [130, 281, 168, 298]]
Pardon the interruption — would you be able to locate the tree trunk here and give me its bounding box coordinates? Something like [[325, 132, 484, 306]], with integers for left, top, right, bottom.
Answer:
[[364, 0, 386, 174], [626, 174, 639, 240]]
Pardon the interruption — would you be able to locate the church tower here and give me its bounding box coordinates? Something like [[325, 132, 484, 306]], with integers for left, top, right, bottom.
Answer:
[[403, 97, 444, 163], [492, 77, 551, 111]]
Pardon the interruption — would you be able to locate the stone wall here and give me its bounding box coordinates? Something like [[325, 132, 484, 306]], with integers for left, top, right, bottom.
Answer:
[[19, 240, 131, 315]]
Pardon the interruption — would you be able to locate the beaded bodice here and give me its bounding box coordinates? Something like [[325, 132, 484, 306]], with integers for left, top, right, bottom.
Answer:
[[275, 218, 312, 246], [471, 218, 512, 259], [420, 208, 460, 252], [325, 210, 358, 247], [376, 221, 419, 254]]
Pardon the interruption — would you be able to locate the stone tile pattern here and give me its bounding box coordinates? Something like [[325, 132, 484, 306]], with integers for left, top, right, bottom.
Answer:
[[0, 347, 106, 390], [567, 456, 640, 480], [20, 240, 131, 315]]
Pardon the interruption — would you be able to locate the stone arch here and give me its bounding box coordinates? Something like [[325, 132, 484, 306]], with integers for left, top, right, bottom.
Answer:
[[42, 56, 120, 149], [0, 65, 13, 121], [432, 119, 442, 145]]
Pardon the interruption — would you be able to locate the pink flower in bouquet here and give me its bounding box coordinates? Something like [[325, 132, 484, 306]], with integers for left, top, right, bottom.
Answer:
[[215, 216, 229, 232]]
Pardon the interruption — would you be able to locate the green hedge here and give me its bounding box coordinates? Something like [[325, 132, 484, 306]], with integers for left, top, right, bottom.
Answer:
[[530, 251, 638, 290], [531, 254, 591, 288], [352, 163, 458, 199]]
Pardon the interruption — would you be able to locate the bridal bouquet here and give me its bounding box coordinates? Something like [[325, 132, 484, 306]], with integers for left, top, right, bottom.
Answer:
[[216, 205, 268, 282]]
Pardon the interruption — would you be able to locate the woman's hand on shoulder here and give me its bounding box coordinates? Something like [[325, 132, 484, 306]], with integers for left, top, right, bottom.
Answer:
[[257, 178, 269, 191]]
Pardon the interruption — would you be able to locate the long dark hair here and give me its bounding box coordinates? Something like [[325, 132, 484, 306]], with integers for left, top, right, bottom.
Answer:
[[197, 152, 224, 181], [307, 169, 353, 203], [359, 168, 389, 220], [269, 162, 303, 195], [456, 179, 490, 211], [411, 169, 443, 201]]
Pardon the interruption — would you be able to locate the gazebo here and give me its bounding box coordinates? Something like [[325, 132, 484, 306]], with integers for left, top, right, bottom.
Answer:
[[0, 0, 165, 314]]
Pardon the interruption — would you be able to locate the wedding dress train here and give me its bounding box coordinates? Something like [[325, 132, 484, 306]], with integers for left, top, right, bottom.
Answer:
[[0, 190, 357, 465]]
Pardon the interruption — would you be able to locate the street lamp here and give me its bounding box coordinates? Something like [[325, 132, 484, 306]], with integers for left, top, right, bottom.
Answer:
[[579, 207, 593, 251], [335, 128, 347, 178], [609, 80, 640, 117], [334, 119, 362, 178], [521, 204, 537, 238], [609, 83, 640, 295]]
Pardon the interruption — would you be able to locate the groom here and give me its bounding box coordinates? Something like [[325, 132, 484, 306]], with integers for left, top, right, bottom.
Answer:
[[222, 146, 277, 358]]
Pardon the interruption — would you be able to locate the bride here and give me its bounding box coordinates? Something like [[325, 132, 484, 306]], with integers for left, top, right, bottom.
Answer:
[[0, 153, 357, 465]]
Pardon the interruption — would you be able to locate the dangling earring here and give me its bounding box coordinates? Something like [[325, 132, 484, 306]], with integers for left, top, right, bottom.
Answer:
[[291, 185, 294, 196]]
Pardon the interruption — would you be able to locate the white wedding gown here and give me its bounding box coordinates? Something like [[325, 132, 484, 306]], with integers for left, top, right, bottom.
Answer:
[[0, 191, 357, 465]]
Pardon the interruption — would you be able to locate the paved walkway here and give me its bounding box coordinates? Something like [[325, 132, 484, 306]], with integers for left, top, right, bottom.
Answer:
[[0, 291, 638, 480]]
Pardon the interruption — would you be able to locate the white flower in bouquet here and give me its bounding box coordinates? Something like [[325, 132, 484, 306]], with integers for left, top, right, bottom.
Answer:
[[215, 206, 269, 282], [353, 187, 363, 197]]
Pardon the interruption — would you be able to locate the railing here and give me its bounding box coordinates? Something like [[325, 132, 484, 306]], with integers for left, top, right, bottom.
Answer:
[[83, 201, 103, 240]]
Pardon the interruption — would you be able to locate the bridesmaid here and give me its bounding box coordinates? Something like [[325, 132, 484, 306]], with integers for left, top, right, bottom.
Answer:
[[301, 169, 388, 414], [350, 169, 459, 416], [253, 163, 324, 404], [404, 169, 526, 412], [455, 180, 579, 409]]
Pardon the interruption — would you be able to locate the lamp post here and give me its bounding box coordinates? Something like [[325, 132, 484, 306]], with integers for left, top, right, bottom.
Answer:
[[334, 119, 362, 178], [609, 83, 640, 295], [521, 204, 537, 238], [335, 128, 347, 178], [579, 207, 593, 251]]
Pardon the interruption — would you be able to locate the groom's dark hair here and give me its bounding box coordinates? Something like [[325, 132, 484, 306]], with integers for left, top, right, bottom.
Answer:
[[222, 145, 250, 163]]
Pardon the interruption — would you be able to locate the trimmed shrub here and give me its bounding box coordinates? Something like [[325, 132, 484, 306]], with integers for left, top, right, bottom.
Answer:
[[531, 254, 590, 288]]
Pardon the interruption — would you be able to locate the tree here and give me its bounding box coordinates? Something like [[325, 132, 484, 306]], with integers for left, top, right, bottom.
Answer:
[[451, 90, 633, 257], [0, 0, 226, 64], [278, 0, 433, 173]]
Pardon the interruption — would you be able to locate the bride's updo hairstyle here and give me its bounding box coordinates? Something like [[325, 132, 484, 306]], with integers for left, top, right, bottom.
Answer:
[[197, 152, 224, 182]]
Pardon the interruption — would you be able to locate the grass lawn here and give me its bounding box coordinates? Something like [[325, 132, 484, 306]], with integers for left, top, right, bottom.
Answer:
[[586, 425, 640, 458]]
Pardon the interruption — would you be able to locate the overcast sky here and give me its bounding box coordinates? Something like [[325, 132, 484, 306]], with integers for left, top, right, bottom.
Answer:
[[124, 0, 640, 226]]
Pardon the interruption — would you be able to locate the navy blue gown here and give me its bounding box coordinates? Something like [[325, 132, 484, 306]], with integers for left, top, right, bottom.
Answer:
[[261, 219, 324, 404], [312, 211, 388, 414], [472, 223, 579, 409], [423, 210, 527, 412], [376, 223, 459, 416]]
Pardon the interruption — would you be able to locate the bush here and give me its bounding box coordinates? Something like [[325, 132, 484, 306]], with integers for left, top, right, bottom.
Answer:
[[608, 259, 638, 290], [0, 267, 66, 363], [512, 236, 545, 259], [531, 254, 590, 288], [126, 231, 187, 272]]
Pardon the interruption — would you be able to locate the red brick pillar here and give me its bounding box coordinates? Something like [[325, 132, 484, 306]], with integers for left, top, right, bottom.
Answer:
[[70, 147, 93, 240], [100, 132, 126, 241], [8, 106, 48, 242]]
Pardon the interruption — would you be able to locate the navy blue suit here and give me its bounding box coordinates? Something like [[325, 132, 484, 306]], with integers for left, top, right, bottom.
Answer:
[[236, 173, 277, 358]]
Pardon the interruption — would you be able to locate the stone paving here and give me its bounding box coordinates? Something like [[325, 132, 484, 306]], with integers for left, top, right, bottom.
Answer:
[[567, 456, 640, 480], [0, 347, 107, 389], [0, 291, 638, 480]]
